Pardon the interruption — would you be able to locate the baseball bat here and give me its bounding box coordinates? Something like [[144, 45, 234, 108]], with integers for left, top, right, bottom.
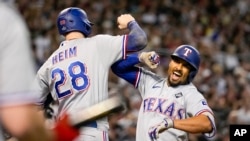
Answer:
[[69, 95, 127, 128]]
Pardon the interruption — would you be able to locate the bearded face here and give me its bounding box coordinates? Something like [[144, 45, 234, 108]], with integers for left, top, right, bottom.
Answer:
[[167, 57, 192, 87]]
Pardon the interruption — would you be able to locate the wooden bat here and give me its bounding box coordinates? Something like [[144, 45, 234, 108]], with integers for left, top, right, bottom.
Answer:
[[69, 95, 126, 128]]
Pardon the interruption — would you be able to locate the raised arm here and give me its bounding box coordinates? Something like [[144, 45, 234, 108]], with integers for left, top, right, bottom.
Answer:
[[117, 14, 147, 52], [111, 51, 160, 85]]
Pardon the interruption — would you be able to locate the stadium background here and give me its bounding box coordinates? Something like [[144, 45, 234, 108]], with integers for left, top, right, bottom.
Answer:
[[14, 0, 250, 141]]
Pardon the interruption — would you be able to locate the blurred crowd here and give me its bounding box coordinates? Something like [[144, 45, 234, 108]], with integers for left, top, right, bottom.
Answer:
[[14, 0, 250, 141]]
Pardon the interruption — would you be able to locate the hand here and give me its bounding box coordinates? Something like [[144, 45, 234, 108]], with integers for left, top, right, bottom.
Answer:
[[117, 14, 135, 29], [53, 113, 79, 141], [139, 51, 160, 69], [148, 118, 173, 140]]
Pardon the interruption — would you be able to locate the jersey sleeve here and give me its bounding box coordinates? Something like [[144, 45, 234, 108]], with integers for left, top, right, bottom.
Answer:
[[185, 87, 216, 138]]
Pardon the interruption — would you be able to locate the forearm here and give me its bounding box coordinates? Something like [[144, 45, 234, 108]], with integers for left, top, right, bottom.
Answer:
[[111, 53, 140, 85], [112, 51, 160, 71], [111, 53, 140, 73], [173, 114, 213, 133], [127, 21, 147, 52], [111, 51, 159, 86]]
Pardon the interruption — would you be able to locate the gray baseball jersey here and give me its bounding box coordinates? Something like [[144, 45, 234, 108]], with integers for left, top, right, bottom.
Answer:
[[135, 68, 216, 141], [35, 35, 127, 132]]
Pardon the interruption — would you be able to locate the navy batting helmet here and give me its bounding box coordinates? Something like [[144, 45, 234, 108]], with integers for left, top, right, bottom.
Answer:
[[171, 45, 200, 82], [57, 7, 93, 37]]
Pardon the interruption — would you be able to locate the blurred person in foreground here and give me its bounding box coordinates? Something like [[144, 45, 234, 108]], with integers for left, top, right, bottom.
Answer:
[[111, 45, 216, 141], [0, 1, 79, 141]]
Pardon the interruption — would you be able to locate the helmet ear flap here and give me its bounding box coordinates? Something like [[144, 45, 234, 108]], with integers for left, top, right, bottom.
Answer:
[[188, 71, 197, 82], [83, 21, 92, 36]]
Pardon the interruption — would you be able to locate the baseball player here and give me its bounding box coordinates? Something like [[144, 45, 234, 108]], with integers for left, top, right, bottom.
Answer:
[[111, 45, 216, 141], [33, 7, 147, 141], [0, 1, 80, 141]]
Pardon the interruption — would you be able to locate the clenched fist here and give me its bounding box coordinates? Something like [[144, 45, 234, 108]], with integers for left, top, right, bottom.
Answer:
[[139, 51, 160, 69], [117, 14, 135, 29]]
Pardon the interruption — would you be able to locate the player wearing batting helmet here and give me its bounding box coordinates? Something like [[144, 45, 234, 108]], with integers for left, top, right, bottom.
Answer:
[[111, 45, 216, 141], [169, 45, 200, 85], [33, 7, 147, 141], [57, 7, 93, 37]]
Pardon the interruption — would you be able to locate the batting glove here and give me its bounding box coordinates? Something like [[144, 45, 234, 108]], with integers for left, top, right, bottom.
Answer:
[[148, 118, 174, 140], [139, 51, 160, 69], [53, 113, 80, 141]]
